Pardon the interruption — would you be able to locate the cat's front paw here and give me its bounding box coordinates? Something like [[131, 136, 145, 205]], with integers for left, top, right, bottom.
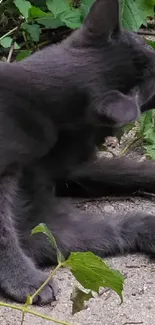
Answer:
[[2, 268, 58, 305]]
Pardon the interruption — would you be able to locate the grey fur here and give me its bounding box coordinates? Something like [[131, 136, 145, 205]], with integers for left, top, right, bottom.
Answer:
[[0, 0, 155, 305]]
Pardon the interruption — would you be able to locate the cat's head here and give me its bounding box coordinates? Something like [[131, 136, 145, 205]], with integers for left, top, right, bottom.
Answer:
[[70, 0, 155, 127]]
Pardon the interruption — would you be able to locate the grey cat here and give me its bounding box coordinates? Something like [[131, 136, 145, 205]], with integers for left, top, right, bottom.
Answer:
[[1, 0, 155, 305]]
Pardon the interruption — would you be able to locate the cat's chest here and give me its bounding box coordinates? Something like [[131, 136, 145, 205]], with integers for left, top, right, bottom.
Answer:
[[44, 128, 96, 178]]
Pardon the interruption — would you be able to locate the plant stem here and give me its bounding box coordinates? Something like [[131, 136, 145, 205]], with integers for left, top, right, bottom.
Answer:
[[0, 301, 75, 325], [0, 26, 18, 42], [119, 136, 143, 157], [21, 311, 25, 325], [31, 263, 62, 303]]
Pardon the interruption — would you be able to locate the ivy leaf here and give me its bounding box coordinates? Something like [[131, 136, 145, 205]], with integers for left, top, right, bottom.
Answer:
[[46, 0, 70, 17], [0, 36, 20, 49], [65, 252, 124, 301], [22, 23, 41, 42], [146, 39, 155, 50], [29, 0, 47, 11], [16, 50, 32, 61], [135, 0, 154, 27], [29, 6, 48, 18], [139, 110, 155, 159], [47, 0, 82, 29], [60, 9, 82, 29], [81, 0, 94, 18], [144, 144, 155, 159], [70, 286, 93, 315], [14, 0, 32, 19], [31, 223, 65, 263], [140, 110, 154, 134], [37, 16, 64, 28], [121, 0, 154, 31], [28, 6, 64, 28]]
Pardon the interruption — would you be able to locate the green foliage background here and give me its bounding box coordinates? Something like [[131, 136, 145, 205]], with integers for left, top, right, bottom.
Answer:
[[0, 0, 155, 49]]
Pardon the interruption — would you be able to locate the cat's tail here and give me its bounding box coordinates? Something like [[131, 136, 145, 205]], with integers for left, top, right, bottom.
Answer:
[[54, 207, 155, 258], [26, 199, 155, 264]]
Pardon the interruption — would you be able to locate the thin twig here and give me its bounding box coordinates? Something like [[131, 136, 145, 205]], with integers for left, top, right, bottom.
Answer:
[[126, 265, 147, 269], [7, 18, 23, 62], [123, 322, 143, 325], [0, 301, 75, 325], [20, 311, 25, 325], [119, 136, 142, 157], [7, 42, 14, 62], [0, 26, 18, 42], [137, 30, 155, 37], [133, 190, 155, 199]]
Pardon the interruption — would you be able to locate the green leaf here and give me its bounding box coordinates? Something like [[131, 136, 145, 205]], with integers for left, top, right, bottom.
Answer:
[[121, 0, 154, 31], [46, 0, 82, 29], [60, 9, 82, 29], [0, 36, 20, 49], [37, 16, 64, 28], [144, 144, 155, 159], [28, 6, 64, 28], [29, 6, 48, 18], [136, 0, 154, 26], [70, 286, 93, 315], [16, 50, 32, 61], [140, 110, 154, 134], [0, 36, 13, 48], [30, 0, 47, 11], [146, 39, 155, 50], [80, 0, 94, 18], [31, 223, 65, 263], [65, 252, 124, 301], [14, 0, 32, 19], [22, 23, 41, 42], [139, 110, 155, 159], [46, 0, 70, 17]]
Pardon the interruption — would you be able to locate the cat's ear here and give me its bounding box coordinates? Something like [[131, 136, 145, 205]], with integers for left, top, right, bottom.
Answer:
[[97, 90, 140, 126], [82, 0, 120, 40]]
